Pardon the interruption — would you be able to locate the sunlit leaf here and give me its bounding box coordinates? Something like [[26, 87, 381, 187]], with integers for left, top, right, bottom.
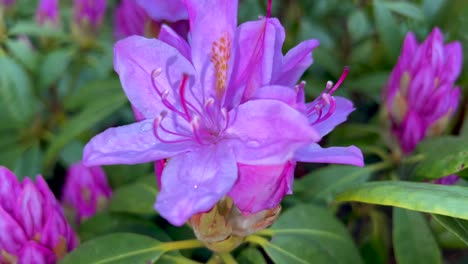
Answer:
[[60, 233, 164, 264], [335, 181, 468, 220]]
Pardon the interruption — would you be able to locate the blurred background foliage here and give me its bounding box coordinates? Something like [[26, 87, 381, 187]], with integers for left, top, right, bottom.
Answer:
[[1, 0, 468, 263]]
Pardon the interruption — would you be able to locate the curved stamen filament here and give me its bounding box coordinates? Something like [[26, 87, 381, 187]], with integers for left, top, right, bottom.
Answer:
[[153, 116, 193, 144], [307, 66, 349, 124]]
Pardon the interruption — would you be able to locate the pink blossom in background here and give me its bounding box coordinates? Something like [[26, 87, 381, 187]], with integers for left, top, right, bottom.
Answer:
[[114, 0, 189, 40], [61, 161, 112, 224], [73, 0, 106, 29], [83, 0, 363, 226], [36, 0, 59, 26], [0, 166, 77, 263], [0, 0, 15, 7], [432, 175, 460, 185], [384, 28, 462, 154]]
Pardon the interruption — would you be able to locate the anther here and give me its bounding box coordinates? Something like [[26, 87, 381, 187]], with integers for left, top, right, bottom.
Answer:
[[152, 68, 162, 78]]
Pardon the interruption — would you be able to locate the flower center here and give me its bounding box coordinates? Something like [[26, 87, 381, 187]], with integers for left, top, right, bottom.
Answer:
[[150, 69, 229, 145]]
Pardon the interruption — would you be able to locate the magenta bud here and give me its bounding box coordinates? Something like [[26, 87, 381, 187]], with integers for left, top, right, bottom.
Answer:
[[384, 28, 462, 154], [432, 175, 460, 185], [0, 167, 77, 263], [0, 0, 15, 7], [35, 0, 59, 27], [73, 0, 106, 29], [62, 161, 112, 224]]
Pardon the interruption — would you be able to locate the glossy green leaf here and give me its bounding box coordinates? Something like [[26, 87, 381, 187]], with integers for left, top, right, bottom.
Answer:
[[348, 9, 371, 43], [44, 92, 127, 168], [13, 142, 43, 180], [373, 0, 402, 59], [237, 248, 267, 264], [60, 233, 164, 264], [8, 21, 65, 38], [432, 214, 468, 246], [294, 165, 371, 203], [262, 204, 363, 264], [39, 49, 75, 90], [335, 181, 468, 220], [383, 1, 425, 20], [413, 136, 468, 179], [109, 181, 158, 215], [5, 39, 39, 71], [0, 56, 36, 126], [64, 78, 122, 111], [393, 208, 441, 264], [79, 213, 171, 242]]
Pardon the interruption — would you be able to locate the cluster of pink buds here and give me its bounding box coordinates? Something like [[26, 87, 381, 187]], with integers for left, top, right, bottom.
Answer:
[[35, 0, 59, 27], [0, 167, 77, 263]]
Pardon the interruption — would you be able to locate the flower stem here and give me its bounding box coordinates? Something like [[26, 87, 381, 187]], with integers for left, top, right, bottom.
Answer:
[[244, 235, 269, 247], [160, 239, 205, 252], [218, 252, 238, 264]]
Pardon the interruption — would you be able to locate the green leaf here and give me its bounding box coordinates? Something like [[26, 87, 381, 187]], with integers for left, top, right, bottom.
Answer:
[[346, 72, 390, 101], [335, 181, 468, 220], [79, 213, 171, 242], [294, 165, 371, 203], [5, 39, 39, 71], [64, 78, 122, 111], [373, 0, 402, 59], [237, 248, 267, 264], [0, 56, 36, 126], [262, 204, 363, 264], [44, 92, 127, 168], [13, 142, 43, 180], [348, 9, 371, 43], [39, 49, 75, 91], [393, 208, 441, 264], [383, 1, 425, 20], [413, 136, 468, 179], [109, 181, 158, 216], [432, 214, 468, 246], [60, 233, 164, 264], [8, 21, 65, 38]]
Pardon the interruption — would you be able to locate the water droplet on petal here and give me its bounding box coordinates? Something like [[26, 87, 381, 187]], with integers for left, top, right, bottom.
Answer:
[[140, 122, 153, 132], [194, 185, 198, 189], [246, 140, 261, 148]]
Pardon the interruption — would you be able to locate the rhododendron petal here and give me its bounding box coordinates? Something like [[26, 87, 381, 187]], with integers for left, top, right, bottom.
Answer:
[[229, 162, 295, 213], [294, 143, 364, 167], [273, 39, 319, 86], [83, 119, 195, 166], [136, 0, 187, 22], [159, 24, 191, 60], [18, 242, 55, 264], [114, 36, 196, 119], [227, 100, 318, 165], [155, 145, 237, 226]]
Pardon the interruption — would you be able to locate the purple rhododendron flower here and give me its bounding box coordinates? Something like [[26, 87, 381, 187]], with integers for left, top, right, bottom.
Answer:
[[36, 0, 59, 26], [384, 28, 462, 154], [62, 161, 112, 224], [136, 0, 187, 23], [83, 0, 363, 226], [73, 0, 106, 28], [0, 166, 78, 263], [114, 0, 189, 40]]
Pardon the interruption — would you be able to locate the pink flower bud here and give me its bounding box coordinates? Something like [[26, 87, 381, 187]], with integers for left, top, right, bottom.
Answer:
[[0, 166, 77, 264], [62, 161, 112, 224], [73, 0, 106, 29], [384, 28, 462, 154], [0, 0, 15, 7], [35, 0, 59, 26]]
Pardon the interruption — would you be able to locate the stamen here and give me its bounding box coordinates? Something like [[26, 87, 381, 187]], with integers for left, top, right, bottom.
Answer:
[[152, 114, 192, 144], [328, 66, 349, 95], [267, 0, 272, 18], [179, 74, 191, 120], [219, 108, 230, 134], [190, 115, 205, 145]]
